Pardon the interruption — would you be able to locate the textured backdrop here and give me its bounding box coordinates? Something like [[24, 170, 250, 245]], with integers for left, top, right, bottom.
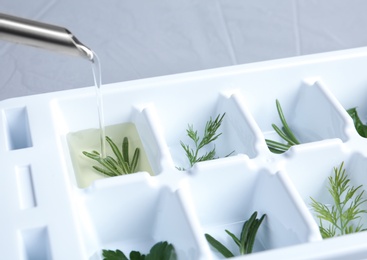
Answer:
[[1, 0, 367, 100]]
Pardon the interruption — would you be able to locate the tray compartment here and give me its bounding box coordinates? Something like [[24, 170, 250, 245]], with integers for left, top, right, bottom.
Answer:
[[185, 155, 320, 258], [74, 175, 206, 259], [53, 96, 163, 188], [164, 90, 266, 170], [249, 80, 353, 153], [215, 92, 269, 159], [282, 140, 367, 237], [289, 80, 353, 143], [160, 92, 238, 171]]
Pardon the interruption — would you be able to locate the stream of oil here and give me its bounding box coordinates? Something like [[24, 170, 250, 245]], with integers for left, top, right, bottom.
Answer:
[[91, 52, 106, 158], [67, 51, 154, 188]]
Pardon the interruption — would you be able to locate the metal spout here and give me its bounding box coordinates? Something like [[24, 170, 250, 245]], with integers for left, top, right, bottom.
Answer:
[[0, 13, 94, 61]]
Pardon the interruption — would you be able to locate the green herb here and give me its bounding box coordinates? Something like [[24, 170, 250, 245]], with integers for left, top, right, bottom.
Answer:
[[102, 241, 177, 260], [310, 162, 367, 238], [179, 113, 234, 170], [83, 136, 140, 176], [102, 249, 127, 260], [265, 99, 300, 154], [205, 211, 266, 257], [347, 107, 367, 137]]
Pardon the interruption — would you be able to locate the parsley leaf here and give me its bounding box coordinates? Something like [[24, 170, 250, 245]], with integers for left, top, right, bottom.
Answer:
[[102, 249, 128, 260], [102, 241, 177, 260]]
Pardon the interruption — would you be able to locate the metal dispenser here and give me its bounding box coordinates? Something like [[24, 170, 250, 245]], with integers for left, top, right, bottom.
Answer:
[[0, 12, 94, 61]]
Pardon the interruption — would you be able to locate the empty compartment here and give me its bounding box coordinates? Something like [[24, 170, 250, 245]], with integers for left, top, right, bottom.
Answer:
[[3, 107, 32, 150], [186, 155, 321, 258], [283, 140, 367, 239], [75, 175, 206, 259]]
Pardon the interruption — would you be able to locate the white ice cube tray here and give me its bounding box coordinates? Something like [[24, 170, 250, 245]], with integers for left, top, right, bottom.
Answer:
[[2, 47, 367, 259]]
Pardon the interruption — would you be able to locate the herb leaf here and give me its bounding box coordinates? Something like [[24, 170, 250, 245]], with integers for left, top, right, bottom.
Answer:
[[102, 249, 128, 260], [129, 251, 144, 260], [347, 107, 367, 137], [205, 233, 234, 258], [179, 113, 234, 170], [205, 211, 266, 257], [102, 241, 176, 260], [310, 162, 367, 238], [83, 136, 140, 176], [265, 99, 300, 154], [145, 241, 177, 260]]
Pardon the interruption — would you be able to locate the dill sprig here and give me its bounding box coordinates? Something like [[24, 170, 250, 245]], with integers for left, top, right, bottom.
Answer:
[[83, 136, 140, 176], [205, 211, 266, 257], [265, 99, 300, 154], [310, 162, 367, 238], [179, 113, 234, 170]]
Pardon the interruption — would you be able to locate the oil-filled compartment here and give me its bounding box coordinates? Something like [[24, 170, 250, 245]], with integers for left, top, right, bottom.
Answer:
[[52, 94, 163, 188]]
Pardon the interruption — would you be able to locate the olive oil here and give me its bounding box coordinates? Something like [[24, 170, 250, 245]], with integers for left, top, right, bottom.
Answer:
[[67, 123, 153, 188], [91, 52, 106, 158]]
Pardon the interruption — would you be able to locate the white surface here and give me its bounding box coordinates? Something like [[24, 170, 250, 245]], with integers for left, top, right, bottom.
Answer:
[[1, 0, 367, 100], [2, 47, 367, 259]]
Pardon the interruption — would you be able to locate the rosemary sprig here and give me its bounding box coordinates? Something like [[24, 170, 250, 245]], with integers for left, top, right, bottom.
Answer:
[[83, 136, 140, 176], [347, 107, 367, 137], [265, 99, 300, 154], [179, 113, 234, 170], [205, 211, 266, 257], [102, 241, 177, 260], [310, 162, 367, 238]]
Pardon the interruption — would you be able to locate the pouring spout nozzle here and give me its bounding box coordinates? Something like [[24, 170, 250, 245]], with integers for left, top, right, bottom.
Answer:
[[70, 34, 94, 61], [0, 12, 94, 61]]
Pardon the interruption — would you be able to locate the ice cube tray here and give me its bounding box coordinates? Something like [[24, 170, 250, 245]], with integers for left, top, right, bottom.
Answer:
[[2, 47, 367, 259]]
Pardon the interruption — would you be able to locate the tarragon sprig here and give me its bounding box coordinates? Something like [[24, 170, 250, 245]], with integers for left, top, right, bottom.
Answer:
[[179, 113, 234, 170], [310, 162, 367, 238], [83, 136, 140, 176], [267, 103, 367, 153], [347, 107, 367, 138], [265, 99, 300, 154], [205, 211, 266, 257]]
